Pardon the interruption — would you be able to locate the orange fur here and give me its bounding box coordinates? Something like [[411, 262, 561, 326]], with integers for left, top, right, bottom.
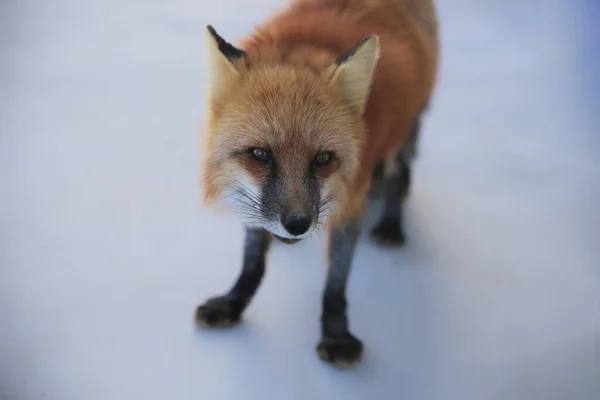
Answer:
[[201, 0, 439, 229]]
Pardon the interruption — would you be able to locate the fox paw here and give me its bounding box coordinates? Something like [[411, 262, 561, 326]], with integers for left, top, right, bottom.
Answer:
[[317, 333, 363, 369], [371, 218, 405, 246], [195, 296, 244, 328]]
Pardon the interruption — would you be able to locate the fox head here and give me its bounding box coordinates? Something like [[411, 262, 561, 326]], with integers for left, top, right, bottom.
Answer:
[[201, 25, 380, 243]]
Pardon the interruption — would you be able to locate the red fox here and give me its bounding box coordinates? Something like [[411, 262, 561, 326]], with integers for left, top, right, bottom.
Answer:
[[196, 0, 439, 368]]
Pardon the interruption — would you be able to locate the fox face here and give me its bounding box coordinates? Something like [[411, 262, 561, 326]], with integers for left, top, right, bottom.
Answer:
[[201, 26, 379, 242]]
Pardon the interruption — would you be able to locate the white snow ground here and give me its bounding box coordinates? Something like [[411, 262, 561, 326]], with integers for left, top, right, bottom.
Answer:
[[1, 0, 599, 399]]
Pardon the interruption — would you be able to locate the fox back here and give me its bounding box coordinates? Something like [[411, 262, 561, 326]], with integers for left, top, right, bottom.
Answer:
[[201, 0, 439, 240]]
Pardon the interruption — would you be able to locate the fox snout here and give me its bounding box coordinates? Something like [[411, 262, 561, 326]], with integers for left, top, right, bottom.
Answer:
[[208, 144, 341, 244], [261, 179, 321, 241], [281, 213, 311, 236], [270, 206, 316, 243]]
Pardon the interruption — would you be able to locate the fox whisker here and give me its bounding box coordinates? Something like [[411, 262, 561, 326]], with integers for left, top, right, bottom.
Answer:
[[234, 180, 262, 205]]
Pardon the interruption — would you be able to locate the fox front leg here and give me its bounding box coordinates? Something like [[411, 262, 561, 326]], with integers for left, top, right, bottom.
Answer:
[[195, 227, 271, 327], [317, 218, 363, 368]]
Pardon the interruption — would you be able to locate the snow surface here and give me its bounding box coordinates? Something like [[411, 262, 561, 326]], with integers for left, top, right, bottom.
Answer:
[[1, 0, 599, 399]]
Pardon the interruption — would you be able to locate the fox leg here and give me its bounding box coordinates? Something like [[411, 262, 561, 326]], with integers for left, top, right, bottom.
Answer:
[[195, 227, 271, 327], [317, 216, 364, 368], [370, 116, 420, 246]]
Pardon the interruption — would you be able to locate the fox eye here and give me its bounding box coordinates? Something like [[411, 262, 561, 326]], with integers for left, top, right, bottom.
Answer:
[[251, 147, 270, 162], [314, 152, 332, 165]]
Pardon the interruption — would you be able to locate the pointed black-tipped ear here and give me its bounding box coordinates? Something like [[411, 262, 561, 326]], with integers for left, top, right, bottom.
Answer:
[[206, 25, 246, 63], [205, 25, 246, 95], [328, 35, 380, 114]]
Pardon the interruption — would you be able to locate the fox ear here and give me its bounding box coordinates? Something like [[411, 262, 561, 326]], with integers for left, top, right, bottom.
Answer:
[[205, 25, 246, 94], [328, 35, 380, 114]]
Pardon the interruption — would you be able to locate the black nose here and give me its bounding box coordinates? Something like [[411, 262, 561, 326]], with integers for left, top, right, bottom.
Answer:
[[282, 215, 311, 236]]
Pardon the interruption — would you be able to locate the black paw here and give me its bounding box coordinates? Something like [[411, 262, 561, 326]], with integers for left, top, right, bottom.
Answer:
[[195, 296, 244, 328], [316, 332, 363, 369], [371, 217, 405, 246]]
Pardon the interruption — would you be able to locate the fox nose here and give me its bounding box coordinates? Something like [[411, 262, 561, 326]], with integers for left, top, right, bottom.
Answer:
[[282, 214, 311, 236]]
